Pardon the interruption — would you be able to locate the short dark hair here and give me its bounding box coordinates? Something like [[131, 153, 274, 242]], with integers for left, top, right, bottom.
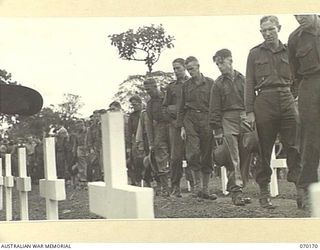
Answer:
[[129, 95, 142, 103], [109, 101, 121, 109], [172, 58, 185, 67], [143, 78, 157, 86], [185, 56, 199, 65], [260, 15, 280, 26], [213, 49, 232, 62]]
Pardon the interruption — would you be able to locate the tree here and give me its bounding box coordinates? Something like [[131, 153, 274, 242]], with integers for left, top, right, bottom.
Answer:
[[56, 93, 84, 124], [0, 69, 18, 85], [6, 107, 61, 139], [109, 24, 175, 73], [113, 70, 175, 112]]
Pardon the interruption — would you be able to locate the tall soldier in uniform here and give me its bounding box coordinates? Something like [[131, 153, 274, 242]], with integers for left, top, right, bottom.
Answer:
[[210, 49, 252, 206], [177, 56, 217, 200], [288, 15, 320, 209], [163, 58, 194, 197], [143, 78, 170, 196], [246, 16, 301, 208]]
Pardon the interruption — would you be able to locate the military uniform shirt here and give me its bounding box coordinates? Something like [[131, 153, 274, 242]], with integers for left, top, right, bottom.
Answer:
[[209, 70, 245, 130], [177, 74, 214, 127], [288, 25, 320, 81], [246, 41, 292, 113]]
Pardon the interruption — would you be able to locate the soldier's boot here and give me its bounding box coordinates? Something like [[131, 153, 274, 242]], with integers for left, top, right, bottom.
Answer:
[[171, 182, 182, 198], [259, 184, 276, 209], [159, 174, 170, 197], [200, 173, 217, 200], [231, 191, 245, 206], [191, 170, 202, 198]]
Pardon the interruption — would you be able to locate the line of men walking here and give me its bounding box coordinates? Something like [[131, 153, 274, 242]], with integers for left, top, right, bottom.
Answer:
[[125, 14, 320, 210]]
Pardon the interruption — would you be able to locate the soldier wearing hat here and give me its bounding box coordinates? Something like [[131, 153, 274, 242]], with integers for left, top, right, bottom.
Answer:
[[246, 15, 301, 209], [163, 58, 194, 197], [288, 15, 320, 209], [177, 56, 217, 200], [210, 48, 252, 206], [143, 78, 170, 196]]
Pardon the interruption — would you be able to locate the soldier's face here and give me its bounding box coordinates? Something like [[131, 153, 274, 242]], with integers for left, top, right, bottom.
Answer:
[[295, 15, 316, 30], [144, 84, 157, 97], [186, 61, 200, 78], [260, 20, 279, 45], [216, 57, 233, 74], [172, 62, 186, 79], [130, 101, 142, 111]]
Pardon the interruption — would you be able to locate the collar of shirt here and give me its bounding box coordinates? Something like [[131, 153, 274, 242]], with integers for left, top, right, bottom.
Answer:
[[190, 73, 207, 86], [175, 75, 189, 85], [220, 70, 242, 81], [260, 40, 286, 53], [297, 23, 320, 36]]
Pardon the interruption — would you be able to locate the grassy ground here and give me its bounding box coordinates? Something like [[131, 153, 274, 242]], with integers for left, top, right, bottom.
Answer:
[[0, 174, 310, 221]]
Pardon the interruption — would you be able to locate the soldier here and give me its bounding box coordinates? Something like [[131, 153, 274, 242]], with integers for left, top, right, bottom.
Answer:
[[177, 56, 217, 200], [127, 95, 145, 186], [246, 15, 301, 209], [163, 58, 194, 197], [288, 15, 320, 209], [69, 119, 88, 189], [143, 78, 170, 197], [210, 49, 252, 206], [135, 105, 155, 189], [86, 110, 103, 181]]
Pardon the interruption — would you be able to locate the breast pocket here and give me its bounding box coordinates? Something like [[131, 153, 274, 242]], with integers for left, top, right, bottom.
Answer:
[[255, 59, 271, 78], [221, 85, 236, 106], [296, 44, 318, 72], [279, 57, 291, 79]]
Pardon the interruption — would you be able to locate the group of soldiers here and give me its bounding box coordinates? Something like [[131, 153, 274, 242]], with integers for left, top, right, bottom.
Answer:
[[126, 14, 320, 210]]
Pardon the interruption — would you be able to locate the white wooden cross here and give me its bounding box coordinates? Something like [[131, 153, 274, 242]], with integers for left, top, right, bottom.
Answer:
[[221, 166, 229, 195], [310, 182, 320, 217], [4, 154, 14, 221], [0, 159, 3, 211], [88, 112, 154, 219], [270, 145, 287, 197], [16, 147, 32, 220], [39, 137, 66, 220]]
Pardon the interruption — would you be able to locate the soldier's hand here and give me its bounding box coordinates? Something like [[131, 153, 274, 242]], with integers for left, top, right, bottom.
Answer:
[[246, 112, 255, 126], [181, 127, 186, 140], [149, 145, 155, 152], [214, 133, 224, 145]]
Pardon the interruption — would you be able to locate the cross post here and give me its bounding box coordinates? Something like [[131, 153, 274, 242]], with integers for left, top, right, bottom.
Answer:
[[89, 112, 154, 219]]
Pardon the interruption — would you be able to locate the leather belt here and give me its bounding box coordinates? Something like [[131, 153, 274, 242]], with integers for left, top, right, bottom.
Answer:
[[256, 86, 290, 95]]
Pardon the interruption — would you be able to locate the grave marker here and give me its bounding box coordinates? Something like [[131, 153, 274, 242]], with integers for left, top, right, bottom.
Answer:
[[89, 112, 154, 219], [270, 145, 287, 197], [4, 154, 14, 221], [0, 159, 3, 210], [221, 166, 229, 195], [16, 147, 32, 220], [310, 182, 320, 217], [39, 138, 66, 220]]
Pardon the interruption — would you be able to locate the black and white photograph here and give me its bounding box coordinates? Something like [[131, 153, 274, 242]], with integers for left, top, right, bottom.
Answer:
[[0, 0, 320, 242]]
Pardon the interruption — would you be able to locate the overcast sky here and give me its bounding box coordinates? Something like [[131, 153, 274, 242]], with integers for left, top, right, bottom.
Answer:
[[0, 14, 299, 117]]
